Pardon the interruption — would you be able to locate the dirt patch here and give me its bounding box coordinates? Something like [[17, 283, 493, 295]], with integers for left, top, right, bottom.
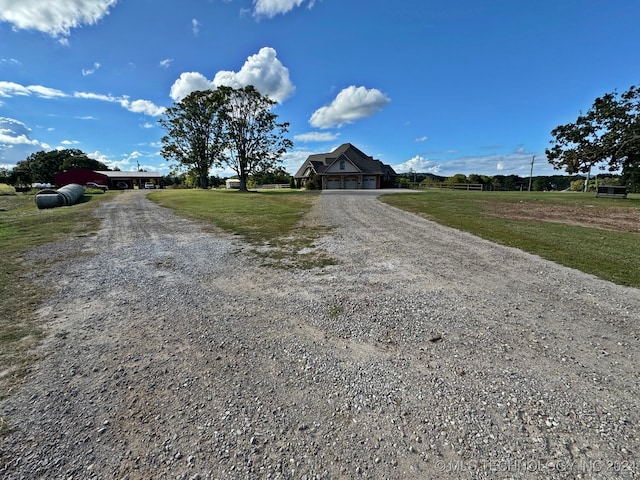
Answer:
[[484, 200, 640, 232]]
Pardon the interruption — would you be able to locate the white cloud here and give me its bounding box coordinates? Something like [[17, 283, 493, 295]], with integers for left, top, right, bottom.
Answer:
[[416, 136, 428, 142], [213, 47, 295, 103], [192, 18, 200, 35], [0, 81, 30, 97], [253, 0, 315, 19], [0, 0, 118, 38], [0, 81, 67, 98], [294, 131, 339, 143], [393, 155, 441, 174], [169, 72, 214, 102], [82, 62, 101, 76], [160, 58, 173, 68], [392, 151, 553, 177], [74, 90, 166, 116], [309, 86, 390, 129], [27, 85, 68, 99], [0, 117, 50, 165], [60, 139, 80, 145], [122, 99, 166, 116], [169, 47, 295, 104], [74, 91, 117, 102]]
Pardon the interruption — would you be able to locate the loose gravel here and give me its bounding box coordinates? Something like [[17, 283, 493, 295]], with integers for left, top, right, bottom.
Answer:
[[1, 189, 639, 479]]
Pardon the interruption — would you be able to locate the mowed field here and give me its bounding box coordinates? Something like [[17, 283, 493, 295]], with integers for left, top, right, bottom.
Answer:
[[380, 189, 640, 288]]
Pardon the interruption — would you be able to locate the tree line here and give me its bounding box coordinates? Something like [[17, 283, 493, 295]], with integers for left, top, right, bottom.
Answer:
[[395, 172, 626, 192], [1, 149, 109, 187]]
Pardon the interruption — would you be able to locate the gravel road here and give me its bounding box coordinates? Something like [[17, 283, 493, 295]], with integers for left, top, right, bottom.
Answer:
[[2, 189, 640, 479]]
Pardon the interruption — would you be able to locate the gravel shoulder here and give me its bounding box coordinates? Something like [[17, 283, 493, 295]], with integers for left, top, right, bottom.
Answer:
[[2, 189, 640, 479]]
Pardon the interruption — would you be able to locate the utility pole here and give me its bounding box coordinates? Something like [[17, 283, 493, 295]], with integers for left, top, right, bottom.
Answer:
[[528, 155, 535, 191]]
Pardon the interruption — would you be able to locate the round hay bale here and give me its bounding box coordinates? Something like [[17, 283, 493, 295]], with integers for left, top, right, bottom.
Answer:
[[35, 193, 63, 209]]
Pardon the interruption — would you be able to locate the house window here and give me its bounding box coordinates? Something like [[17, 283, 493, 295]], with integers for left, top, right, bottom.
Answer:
[[339, 160, 345, 170]]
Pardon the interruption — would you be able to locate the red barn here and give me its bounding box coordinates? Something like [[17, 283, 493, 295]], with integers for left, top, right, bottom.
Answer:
[[55, 168, 162, 189]]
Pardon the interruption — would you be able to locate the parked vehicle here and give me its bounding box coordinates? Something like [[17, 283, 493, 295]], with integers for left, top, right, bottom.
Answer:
[[144, 182, 155, 189], [86, 182, 108, 191]]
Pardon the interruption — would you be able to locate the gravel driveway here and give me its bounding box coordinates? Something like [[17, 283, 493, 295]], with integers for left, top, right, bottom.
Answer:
[[2, 189, 639, 479]]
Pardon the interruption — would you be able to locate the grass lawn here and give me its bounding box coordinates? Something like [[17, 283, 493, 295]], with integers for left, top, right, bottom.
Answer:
[[148, 189, 334, 268], [380, 189, 640, 288], [0, 189, 113, 407]]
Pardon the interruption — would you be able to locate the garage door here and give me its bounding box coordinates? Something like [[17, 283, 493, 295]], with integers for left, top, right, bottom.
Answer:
[[363, 176, 377, 189], [344, 177, 358, 189], [326, 177, 341, 189]]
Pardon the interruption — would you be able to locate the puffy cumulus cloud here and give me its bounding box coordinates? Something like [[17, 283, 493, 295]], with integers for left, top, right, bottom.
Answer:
[[294, 131, 339, 143], [0, 0, 118, 38], [0, 117, 50, 165], [309, 86, 390, 129], [121, 98, 166, 116], [169, 72, 215, 102], [213, 47, 295, 103], [253, 0, 315, 19], [169, 48, 294, 104], [392, 155, 441, 174]]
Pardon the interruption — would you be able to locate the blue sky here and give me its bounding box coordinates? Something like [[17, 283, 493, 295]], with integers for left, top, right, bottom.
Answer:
[[1, 0, 639, 178]]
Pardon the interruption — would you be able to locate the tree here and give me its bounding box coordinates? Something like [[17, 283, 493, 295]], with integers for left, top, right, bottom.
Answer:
[[251, 165, 291, 186], [444, 173, 468, 187], [61, 155, 108, 172], [218, 85, 292, 191], [10, 149, 104, 185], [546, 85, 640, 188], [159, 89, 226, 189]]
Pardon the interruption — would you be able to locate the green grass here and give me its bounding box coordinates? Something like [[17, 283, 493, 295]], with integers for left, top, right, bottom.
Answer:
[[0, 183, 16, 196], [0, 191, 112, 405], [149, 189, 335, 269], [380, 190, 640, 288]]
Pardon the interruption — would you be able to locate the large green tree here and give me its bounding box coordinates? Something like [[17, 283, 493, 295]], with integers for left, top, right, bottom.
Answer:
[[158, 89, 226, 189], [546, 85, 640, 188], [10, 149, 106, 185], [218, 85, 292, 191]]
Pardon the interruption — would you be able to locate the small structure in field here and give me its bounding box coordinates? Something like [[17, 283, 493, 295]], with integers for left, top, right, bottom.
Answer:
[[596, 185, 627, 199], [225, 179, 241, 189]]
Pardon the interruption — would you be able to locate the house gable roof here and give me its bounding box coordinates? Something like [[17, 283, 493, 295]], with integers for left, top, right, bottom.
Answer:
[[294, 143, 397, 178], [324, 152, 362, 173]]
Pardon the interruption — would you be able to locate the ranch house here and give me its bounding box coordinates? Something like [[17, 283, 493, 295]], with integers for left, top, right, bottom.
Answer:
[[294, 143, 397, 189]]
